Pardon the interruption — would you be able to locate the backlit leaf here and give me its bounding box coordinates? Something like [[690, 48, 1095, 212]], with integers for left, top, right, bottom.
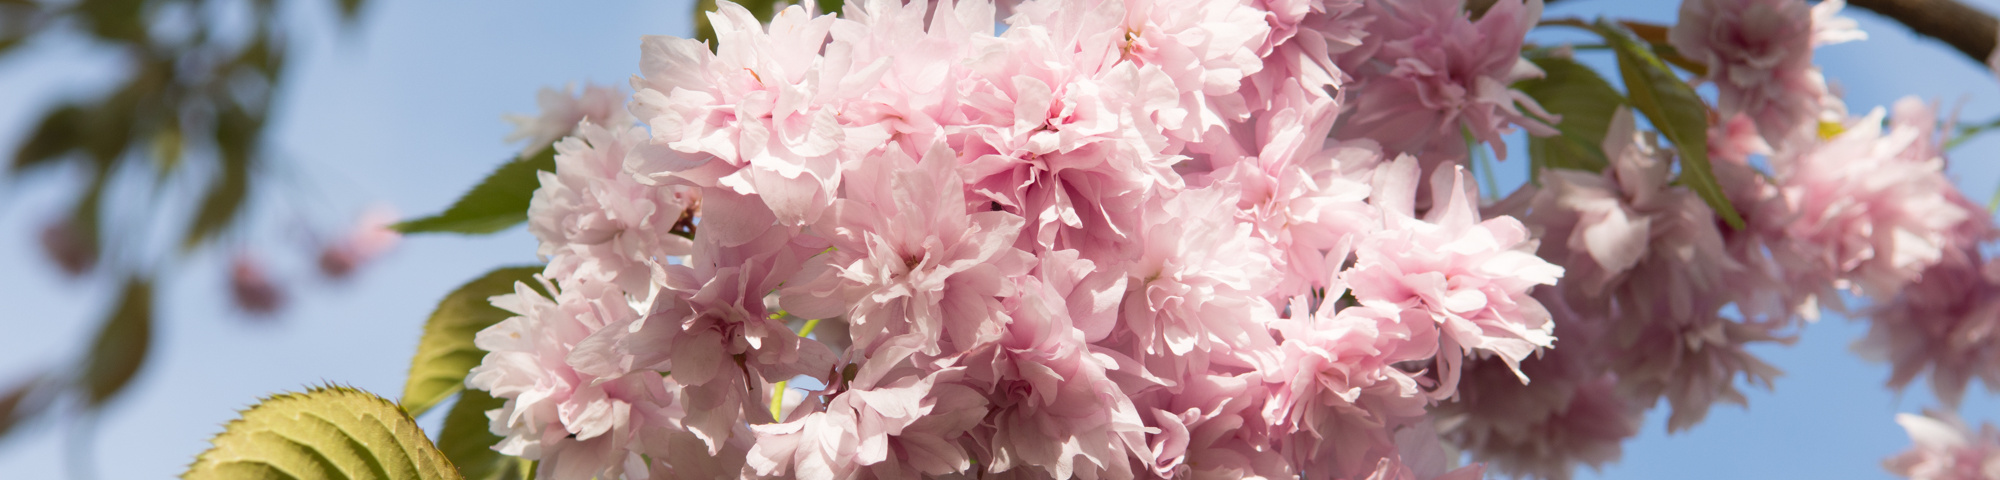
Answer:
[[1599, 20, 1744, 230], [393, 148, 553, 235], [183, 385, 464, 480], [400, 266, 545, 418], [437, 389, 533, 480]]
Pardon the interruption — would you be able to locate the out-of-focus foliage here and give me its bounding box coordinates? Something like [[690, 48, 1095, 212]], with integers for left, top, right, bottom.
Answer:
[[0, 0, 384, 461]]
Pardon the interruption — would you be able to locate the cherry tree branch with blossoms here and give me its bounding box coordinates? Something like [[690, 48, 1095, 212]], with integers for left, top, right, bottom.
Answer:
[[168, 0, 2000, 479]]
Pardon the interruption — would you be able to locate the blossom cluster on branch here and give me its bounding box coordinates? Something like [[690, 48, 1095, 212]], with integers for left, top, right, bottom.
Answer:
[[432, 0, 2000, 478]]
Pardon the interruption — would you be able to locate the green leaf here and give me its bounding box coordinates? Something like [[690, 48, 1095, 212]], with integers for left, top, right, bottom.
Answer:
[[1518, 56, 1623, 176], [78, 276, 151, 406], [393, 148, 554, 235], [337, 0, 366, 22], [1599, 20, 1745, 230], [9, 105, 87, 174], [183, 385, 465, 480], [401, 267, 546, 418], [814, 0, 844, 16], [438, 390, 533, 480], [184, 105, 260, 250]]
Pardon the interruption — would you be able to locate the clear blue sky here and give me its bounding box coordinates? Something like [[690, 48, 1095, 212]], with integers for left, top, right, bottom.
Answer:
[[0, 0, 1994, 478]]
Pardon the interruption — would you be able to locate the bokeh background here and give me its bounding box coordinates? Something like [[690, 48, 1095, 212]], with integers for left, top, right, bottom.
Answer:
[[0, 0, 1996, 478]]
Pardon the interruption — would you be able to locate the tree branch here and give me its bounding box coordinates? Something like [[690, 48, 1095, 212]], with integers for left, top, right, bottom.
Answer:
[[1848, 0, 1999, 65]]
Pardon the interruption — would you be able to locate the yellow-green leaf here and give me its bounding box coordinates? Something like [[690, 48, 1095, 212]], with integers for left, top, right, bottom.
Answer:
[[438, 389, 533, 480], [79, 276, 151, 406], [1599, 20, 1744, 230], [183, 385, 464, 480], [401, 267, 545, 418], [393, 148, 553, 235]]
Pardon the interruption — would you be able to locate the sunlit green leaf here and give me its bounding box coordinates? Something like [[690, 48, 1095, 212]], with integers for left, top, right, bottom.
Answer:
[[183, 385, 464, 480], [401, 267, 546, 418], [78, 276, 151, 406], [438, 389, 533, 480], [1599, 20, 1744, 230], [393, 148, 553, 235]]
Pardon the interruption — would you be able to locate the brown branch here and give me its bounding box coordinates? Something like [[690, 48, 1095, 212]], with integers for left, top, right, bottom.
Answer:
[[1849, 0, 1999, 65]]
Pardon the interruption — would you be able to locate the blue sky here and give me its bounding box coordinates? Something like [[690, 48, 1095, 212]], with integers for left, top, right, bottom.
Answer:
[[0, 0, 1996, 478]]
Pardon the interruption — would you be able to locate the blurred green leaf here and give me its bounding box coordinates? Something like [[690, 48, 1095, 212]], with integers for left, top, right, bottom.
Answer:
[[393, 148, 553, 235], [1518, 56, 1621, 177], [183, 147, 251, 251], [78, 276, 151, 406], [78, 0, 144, 42], [183, 385, 465, 480], [401, 266, 546, 418], [337, 0, 366, 23], [438, 389, 533, 480], [1600, 20, 1744, 230], [9, 105, 87, 174], [815, 0, 844, 15]]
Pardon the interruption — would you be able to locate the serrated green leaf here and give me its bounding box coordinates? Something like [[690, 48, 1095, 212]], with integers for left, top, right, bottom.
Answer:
[[79, 276, 151, 406], [393, 148, 553, 235], [1599, 20, 1744, 230], [183, 385, 465, 480], [1518, 56, 1622, 176], [401, 267, 546, 418], [438, 389, 533, 480]]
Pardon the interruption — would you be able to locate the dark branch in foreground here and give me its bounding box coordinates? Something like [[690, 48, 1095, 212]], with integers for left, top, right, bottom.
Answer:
[[1848, 0, 1998, 65]]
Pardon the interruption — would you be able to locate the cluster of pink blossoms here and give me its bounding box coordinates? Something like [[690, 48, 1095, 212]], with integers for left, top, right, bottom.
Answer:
[[452, 0, 2000, 478], [1887, 411, 2000, 480], [1425, 0, 2000, 478], [464, 0, 1580, 478]]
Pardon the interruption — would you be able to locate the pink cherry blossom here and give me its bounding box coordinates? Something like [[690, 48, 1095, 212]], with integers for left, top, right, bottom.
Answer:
[[467, 274, 675, 480], [506, 82, 633, 155], [1671, 0, 1829, 149], [1771, 100, 1978, 301], [1344, 156, 1561, 395], [1335, 0, 1556, 163], [780, 143, 1032, 358], [1886, 411, 2000, 480], [317, 205, 401, 279], [629, 3, 851, 227], [530, 122, 696, 293]]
